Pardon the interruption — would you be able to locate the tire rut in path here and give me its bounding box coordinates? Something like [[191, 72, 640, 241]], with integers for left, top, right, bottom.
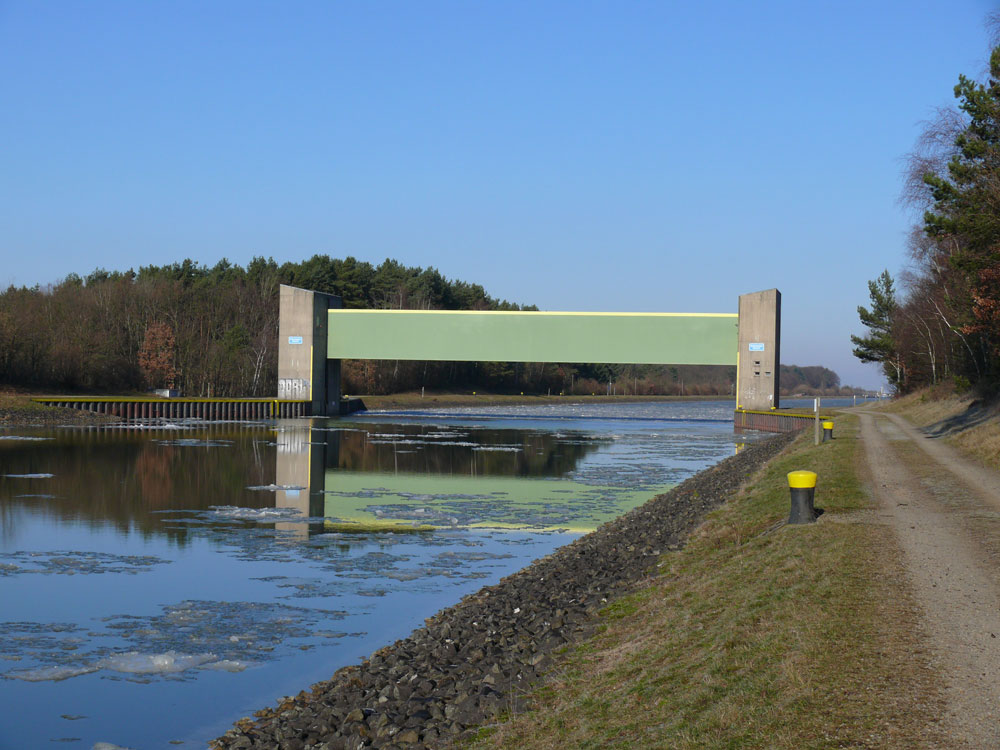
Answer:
[[858, 411, 1000, 748]]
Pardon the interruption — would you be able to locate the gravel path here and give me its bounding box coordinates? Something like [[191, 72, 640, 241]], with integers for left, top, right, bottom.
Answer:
[[859, 410, 1000, 748]]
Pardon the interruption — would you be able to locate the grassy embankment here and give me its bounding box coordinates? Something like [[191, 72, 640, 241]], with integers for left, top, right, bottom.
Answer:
[[0, 388, 112, 425], [881, 388, 1000, 468], [465, 411, 943, 749], [0, 389, 64, 422]]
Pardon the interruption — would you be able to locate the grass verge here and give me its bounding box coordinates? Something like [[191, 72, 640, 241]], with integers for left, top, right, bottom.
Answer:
[[0, 388, 113, 425], [464, 415, 942, 749], [879, 388, 1000, 468]]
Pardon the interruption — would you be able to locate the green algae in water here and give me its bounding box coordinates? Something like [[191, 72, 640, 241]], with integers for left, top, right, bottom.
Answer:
[[322, 471, 675, 533]]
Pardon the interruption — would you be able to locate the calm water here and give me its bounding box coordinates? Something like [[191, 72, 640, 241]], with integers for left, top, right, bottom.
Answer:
[[0, 399, 846, 749]]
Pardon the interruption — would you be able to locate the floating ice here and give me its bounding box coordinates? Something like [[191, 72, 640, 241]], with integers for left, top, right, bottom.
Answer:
[[208, 506, 304, 521], [6, 665, 97, 681], [4, 473, 54, 478], [367, 438, 479, 447], [0, 551, 169, 576], [97, 650, 217, 674], [155, 438, 232, 447], [93, 743, 136, 750], [201, 659, 249, 672], [245, 484, 306, 492]]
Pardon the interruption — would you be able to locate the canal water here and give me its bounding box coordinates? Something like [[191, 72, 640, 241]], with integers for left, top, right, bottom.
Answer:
[[0, 399, 840, 749]]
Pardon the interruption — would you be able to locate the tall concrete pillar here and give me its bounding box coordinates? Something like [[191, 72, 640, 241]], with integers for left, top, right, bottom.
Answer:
[[278, 284, 343, 416], [737, 289, 781, 411]]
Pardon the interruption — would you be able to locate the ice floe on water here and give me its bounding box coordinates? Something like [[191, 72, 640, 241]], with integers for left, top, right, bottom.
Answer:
[[245, 484, 307, 492], [4, 473, 54, 478], [114, 422, 188, 431], [97, 650, 218, 674], [6, 664, 98, 681], [0, 551, 170, 577], [246, 544, 522, 601], [154, 438, 233, 447], [201, 659, 250, 672], [0, 600, 347, 683], [208, 505, 304, 521], [367, 438, 479, 447]]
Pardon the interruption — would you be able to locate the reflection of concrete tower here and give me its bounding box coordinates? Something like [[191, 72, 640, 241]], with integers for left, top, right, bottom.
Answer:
[[274, 421, 326, 539]]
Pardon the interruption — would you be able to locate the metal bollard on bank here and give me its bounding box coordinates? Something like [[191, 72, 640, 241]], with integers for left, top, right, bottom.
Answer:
[[822, 421, 834, 442], [787, 470, 817, 524]]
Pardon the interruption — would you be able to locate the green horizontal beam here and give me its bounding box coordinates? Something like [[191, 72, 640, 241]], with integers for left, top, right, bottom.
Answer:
[[328, 310, 737, 365]]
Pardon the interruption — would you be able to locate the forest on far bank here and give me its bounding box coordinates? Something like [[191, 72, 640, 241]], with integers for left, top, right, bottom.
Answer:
[[0, 254, 854, 398]]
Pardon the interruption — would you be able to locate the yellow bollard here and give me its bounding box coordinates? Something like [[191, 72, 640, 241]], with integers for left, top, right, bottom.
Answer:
[[822, 421, 834, 442], [787, 470, 818, 524]]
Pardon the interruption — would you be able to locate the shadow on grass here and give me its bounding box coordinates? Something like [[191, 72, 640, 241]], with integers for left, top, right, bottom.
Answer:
[[921, 400, 999, 438]]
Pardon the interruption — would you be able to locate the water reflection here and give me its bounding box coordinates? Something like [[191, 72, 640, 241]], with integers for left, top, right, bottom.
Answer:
[[273, 425, 327, 539], [0, 404, 745, 749], [325, 423, 603, 477], [0, 421, 606, 545], [0, 424, 275, 547]]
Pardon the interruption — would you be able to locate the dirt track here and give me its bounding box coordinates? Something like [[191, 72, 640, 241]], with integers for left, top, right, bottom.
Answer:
[[859, 410, 1000, 748]]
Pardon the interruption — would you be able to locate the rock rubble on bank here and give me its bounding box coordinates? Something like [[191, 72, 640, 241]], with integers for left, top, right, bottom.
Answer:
[[212, 433, 795, 750]]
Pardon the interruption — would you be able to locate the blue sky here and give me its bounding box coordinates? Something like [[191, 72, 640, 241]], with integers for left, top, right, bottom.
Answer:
[[1, 1, 996, 389]]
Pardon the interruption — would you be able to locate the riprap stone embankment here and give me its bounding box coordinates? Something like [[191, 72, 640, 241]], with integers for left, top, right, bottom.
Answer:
[[212, 432, 795, 750]]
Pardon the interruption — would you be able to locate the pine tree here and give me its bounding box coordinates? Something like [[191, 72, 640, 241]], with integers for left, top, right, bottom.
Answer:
[[922, 46, 1000, 369], [851, 271, 904, 388]]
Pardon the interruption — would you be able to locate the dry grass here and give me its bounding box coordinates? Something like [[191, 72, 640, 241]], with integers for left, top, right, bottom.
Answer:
[[0, 388, 113, 425], [464, 416, 943, 749], [0, 388, 48, 409], [0, 388, 60, 420], [879, 389, 974, 427], [879, 388, 1000, 468], [949, 420, 1000, 466]]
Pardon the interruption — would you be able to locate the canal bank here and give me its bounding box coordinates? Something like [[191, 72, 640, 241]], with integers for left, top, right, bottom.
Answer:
[[0, 389, 112, 425], [211, 434, 799, 749], [213, 408, 950, 750], [469, 403, 978, 750]]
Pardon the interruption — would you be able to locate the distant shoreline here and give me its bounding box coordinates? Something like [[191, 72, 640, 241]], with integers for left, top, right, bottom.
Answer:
[[357, 391, 852, 411], [358, 392, 733, 410], [0, 388, 858, 426]]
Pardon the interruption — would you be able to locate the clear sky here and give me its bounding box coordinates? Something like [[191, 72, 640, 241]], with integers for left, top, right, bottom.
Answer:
[[2, 1, 996, 389]]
